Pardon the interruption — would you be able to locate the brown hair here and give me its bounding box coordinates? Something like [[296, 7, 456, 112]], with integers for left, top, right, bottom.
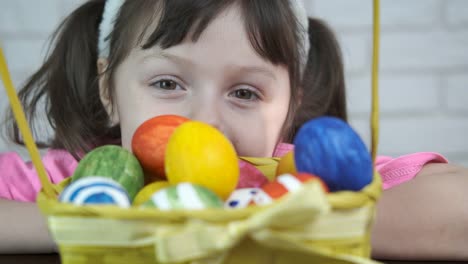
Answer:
[[7, 0, 346, 158], [290, 18, 347, 140]]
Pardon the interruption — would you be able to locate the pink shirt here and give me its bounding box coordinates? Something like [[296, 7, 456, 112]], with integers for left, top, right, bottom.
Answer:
[[271, 143, 448, 190], [0, 144, 448, 202], [0, 149, 78, 202]]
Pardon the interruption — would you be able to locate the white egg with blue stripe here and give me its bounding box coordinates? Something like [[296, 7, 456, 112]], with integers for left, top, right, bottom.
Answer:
[[59, 176, 131, 208]]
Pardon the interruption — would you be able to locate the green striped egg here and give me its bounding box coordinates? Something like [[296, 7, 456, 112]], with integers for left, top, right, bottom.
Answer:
[[72, 145, 144, 200], [140, 183, 223, 210]]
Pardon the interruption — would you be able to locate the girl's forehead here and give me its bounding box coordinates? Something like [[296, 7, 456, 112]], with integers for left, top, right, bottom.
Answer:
[[110, 0, 300, 87], [137, 4, 243, 50], [132, 5, 274, 67]]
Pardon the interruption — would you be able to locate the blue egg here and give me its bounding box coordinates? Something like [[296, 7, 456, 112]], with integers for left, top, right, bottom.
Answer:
[[59, 176, 131, 208], [293, 116, 373, 192]]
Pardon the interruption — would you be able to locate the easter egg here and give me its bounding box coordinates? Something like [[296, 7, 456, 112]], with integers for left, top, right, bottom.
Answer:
[[60, 177, 131, 207], [140, 183, 223, 210], [133, 181, 170, 206], [132, 115, 189, 182], [237, 160, 269, 189], [224, 188, 267, 209], [72, 145, 144, 200], [294, 116, 373, 192], [165, 121, 239, 199], [260, 173, 328, 202], [275, 151, 297, 176]]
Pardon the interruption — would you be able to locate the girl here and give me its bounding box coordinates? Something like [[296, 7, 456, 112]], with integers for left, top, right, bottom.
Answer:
[[1, 0, 467, 259]]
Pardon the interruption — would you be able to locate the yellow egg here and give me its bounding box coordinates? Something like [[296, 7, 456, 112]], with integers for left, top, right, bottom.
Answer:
[[165, 121, 239, 199], [132, 181, 170, 206], [275, 151, 297, 177]]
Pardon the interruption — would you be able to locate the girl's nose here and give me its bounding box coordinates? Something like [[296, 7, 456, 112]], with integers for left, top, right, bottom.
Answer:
[[190, 102, 223, 132]]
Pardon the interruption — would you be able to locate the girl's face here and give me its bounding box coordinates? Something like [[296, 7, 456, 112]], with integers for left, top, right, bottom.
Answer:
[[100, 5, 291, 157]]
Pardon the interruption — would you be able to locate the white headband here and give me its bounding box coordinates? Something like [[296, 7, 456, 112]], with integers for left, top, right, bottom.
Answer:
[[98, 0, 310, 72], [98, 0, 125, 58], [290, 0, 310, 75]]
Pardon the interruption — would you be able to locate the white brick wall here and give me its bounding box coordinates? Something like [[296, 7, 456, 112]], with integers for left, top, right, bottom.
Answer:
[[381, 30, 468, 70], [2, 39, 48, 72], [1, 0, 467, 167], [312, 0, 441, 30], [347, 74, 440, 114], [445, 74, 468, 112], [339, 34, 372, 74], [0, 0, 62, 35], [311, 0, 468, 167], [445, 0, 468, 27]]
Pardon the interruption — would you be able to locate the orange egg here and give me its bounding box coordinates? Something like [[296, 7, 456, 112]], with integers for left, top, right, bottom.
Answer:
[[131, 115, 189, 183]]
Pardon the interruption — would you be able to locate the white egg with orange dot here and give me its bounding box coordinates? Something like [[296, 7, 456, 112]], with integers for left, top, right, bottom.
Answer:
[[257, 173, 329, 202]]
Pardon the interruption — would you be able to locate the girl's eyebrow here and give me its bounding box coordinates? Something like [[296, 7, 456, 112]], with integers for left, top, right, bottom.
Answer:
[[229, 65, 277, 81], [140, 50, 276, 81], [140, 50, 195, 67]]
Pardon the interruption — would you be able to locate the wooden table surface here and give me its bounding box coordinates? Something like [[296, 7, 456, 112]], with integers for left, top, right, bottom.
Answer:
[[0, 254, 464, 264]]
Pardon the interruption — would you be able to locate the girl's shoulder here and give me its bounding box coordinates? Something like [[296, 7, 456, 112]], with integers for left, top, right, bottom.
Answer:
[[375, 152, 448, 190], [0, 149, 78, 202]]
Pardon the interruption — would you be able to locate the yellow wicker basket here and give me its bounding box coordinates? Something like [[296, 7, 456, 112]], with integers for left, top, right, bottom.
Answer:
[[1, 1, 383, 263], [33, 169, 382, 264]]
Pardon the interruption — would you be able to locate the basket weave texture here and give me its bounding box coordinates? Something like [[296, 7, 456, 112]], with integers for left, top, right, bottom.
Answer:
[[37, 163, 382, 264]]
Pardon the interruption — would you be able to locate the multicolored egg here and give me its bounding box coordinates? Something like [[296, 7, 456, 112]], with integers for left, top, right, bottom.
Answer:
[[72, 145, 144, 201], [140, 183, 223, 210], [165, 121, 239, 199], [258, 173, 328, 202], [59, 177, 131, 208], [131, 115, 189, 182], [226, 173, 327, 208], [224, 188, 267, 209], [294, 116, 373, 192], [132, 181, 171, 206]]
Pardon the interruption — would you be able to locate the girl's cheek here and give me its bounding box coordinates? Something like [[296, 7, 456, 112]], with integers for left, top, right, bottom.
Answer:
[[228, 117, 273, 157]]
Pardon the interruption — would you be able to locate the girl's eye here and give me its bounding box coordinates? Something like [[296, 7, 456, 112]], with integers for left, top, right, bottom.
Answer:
[[150, 79, 182, 90], [231, 88, 259, 101]]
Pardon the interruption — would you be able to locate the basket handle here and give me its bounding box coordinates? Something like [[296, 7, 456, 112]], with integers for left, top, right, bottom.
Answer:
[[0, 47, 58, 199], [370, 0, 380, 163]]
